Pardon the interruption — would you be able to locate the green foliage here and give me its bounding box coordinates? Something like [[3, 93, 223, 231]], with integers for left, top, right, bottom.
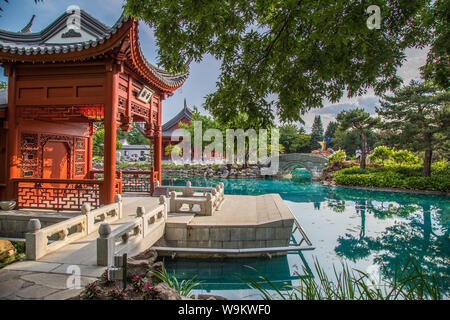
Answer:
[[333, 127, 378, 157], [419, 0, 449, 90], [327, 150, 346, 165], [377, 80, 449, 176], [336, 109, 380, 169], [368, 146, 394, 164], [390, 150, 419, 165], [310, 116, 324, 151], [243, 256, 442, 300], [124, 0, 432, 125], [279, 124, 310, 153], [150, 260, 202, 297], [164, 144, 182, 157], [92, 128, 123, 157], [369, 146, 418, 165], [324, 121, 339, 140], [126, 124, 149, 145], [333, 163, 450, 192]]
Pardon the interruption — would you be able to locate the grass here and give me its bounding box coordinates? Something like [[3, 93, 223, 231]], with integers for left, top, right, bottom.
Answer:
[[241, 256, 443, 300], [150, 260, 202, 297]]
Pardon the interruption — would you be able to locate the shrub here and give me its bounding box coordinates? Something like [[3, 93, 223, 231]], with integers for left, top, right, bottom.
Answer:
[[327, 150, 346, 165], [391, 150, 419, 164], [369, 146, 393, 164], [333, 171, 449, 192]]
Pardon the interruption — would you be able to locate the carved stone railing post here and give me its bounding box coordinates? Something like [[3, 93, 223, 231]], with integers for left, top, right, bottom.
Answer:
[[97, 223, 113, 266], [169, 191, 177, 213], [81, 203, 92, 234], [25, 219, 44, 260], [205, 193, 213, 216], [114, 194, 123, 219]]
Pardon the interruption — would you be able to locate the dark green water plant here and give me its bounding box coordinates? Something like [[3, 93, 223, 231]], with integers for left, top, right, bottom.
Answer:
[[150, 260, 202, 297], [242, 256, 442, 300]]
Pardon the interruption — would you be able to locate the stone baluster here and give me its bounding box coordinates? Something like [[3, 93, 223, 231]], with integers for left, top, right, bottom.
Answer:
[[170, 191, 177, 213], [25, 219, 44, 260], [97, 223, 113, 266], [114, 194, 123, 219]]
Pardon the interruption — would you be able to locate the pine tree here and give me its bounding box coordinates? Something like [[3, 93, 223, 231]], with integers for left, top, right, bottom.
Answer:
[[325, 121, 339, 139], [310, 116, 324, 151], [377, 80, 449, 176], [336, 109, 379, 169]]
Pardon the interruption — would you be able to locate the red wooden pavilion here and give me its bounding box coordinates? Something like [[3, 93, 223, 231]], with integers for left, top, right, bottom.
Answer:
[[0, 10, 188, 210]]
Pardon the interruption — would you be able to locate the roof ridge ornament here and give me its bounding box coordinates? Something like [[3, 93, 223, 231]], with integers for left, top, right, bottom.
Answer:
[[20, 15, 36, 34]]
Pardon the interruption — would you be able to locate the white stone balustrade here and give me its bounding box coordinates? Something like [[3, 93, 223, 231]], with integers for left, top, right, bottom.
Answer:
[[97, 196, 167, 266], [167, 181, 224, 215], [25, 195, 123, 260]]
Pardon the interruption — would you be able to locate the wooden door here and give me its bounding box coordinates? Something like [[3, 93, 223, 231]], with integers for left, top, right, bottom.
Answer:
[[43, 141, 69, 180]]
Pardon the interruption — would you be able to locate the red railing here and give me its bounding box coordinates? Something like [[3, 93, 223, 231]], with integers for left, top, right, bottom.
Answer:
[[90, 170, 157, 193], [12, 178, 122, 211]]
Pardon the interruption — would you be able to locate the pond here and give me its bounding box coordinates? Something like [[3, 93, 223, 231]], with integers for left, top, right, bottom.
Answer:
[[161, 176, 450, 299]]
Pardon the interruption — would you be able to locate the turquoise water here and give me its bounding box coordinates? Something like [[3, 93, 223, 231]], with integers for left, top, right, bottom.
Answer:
[[161, 176, 450, 299]]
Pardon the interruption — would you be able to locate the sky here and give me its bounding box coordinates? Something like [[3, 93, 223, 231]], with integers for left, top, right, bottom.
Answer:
[[0, 0, 428, 131]]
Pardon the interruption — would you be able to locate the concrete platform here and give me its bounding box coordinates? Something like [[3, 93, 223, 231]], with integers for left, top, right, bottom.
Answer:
[[0, 195, 161, 300], [160, 194, 296, 257]]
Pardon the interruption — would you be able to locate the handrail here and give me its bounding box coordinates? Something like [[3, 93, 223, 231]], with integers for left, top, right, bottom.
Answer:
[[25, 195, 122, 260], [97, 196, 167, 266]]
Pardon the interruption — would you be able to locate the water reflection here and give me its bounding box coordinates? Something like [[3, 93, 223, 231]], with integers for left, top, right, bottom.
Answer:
[[161, 176, 450, 296]]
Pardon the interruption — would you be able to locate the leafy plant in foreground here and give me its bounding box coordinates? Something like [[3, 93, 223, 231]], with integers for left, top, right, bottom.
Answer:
[[150, 260, 202, 297], [242, 256, 442, 300]]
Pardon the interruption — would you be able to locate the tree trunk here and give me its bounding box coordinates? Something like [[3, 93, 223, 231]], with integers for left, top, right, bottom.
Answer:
[[422, 149, 432, 177], [360, 131, 367, 170]]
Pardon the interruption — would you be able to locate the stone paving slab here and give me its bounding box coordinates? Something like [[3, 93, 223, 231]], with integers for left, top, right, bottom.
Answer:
[[3, 261, 62, 273], [187, 194, 293, 227], [15, 284, 59, 299], [51, 263, 105, 278], [0, 279, 28, 298]]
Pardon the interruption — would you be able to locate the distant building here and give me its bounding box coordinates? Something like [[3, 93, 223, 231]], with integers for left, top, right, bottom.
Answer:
[[117, 138, 151, 162], [162, 99, 193, 160]]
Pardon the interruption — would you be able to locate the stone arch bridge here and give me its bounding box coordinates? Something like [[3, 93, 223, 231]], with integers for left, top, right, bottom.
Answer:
[[266, 153, 328, 179]]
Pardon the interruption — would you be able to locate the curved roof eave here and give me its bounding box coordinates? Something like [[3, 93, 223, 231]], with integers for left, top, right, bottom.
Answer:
[[127, 21, 190, 92]]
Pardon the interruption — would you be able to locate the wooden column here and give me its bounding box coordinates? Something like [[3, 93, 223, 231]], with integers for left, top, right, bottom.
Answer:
[[154, 94, 164, 184], [154, 125, 162, 184], [87, 122, 94, 177], [103, 62, 119, 204], [6, 65, 20, 200]]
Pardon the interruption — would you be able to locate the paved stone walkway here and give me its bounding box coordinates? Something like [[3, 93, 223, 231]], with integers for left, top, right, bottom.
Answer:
[[0, 195, 160, 300]]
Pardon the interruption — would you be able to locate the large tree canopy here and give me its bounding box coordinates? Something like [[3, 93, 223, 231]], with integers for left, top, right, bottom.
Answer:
[[125, 0, 432, 125], [377, 80, 449, 176]]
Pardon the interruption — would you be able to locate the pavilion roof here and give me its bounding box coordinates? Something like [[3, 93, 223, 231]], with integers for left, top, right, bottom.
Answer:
[[162, 98, 193, 132], [0, 9, 189, 92]]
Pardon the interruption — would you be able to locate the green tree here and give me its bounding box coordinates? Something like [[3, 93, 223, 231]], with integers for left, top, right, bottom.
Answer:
[[333, 127, 378, 158], [126, 124, 149, 145], [377, 81, 449, 176], [279, 124, 310, 154], [420, 0, 449, 90], [336, 109, 379, 169], [125, 0, 432, 125], [310, 116, 323, 151], [325, 121, 339, 140], [92, 128, 123, 157]]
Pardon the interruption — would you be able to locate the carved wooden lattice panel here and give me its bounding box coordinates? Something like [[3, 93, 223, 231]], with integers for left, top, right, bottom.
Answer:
[[16, 181, 101, 211], [121, 172, 152, 193], [74, 137, 86, 177], [21, 133, 39, 177]]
